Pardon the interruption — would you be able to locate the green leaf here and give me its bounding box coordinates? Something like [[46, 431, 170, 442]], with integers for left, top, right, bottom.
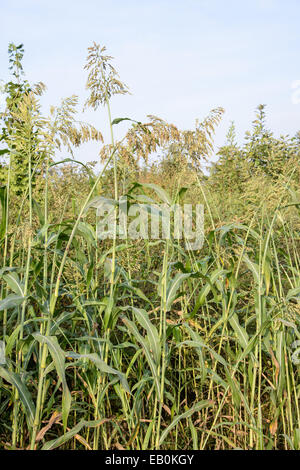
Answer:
[[49, 159, 95, 187], [287, 286, 300, 301], [0, 294, 25, 311], [122, 316, 160, 398], [41, 418, 106, 450], [191, 268, 225, 312], [131, 307, 160, 364], [42, 420, 84, 450], [67, 352, 130, 393], [132, 182, 171, 205], [0, 341, 5, 365], [0, 367, 35, 426], [0, 185, 7, 239], [166, 272, 191, 311], [111, 117, 140, 126], [229, 313, 249, 350], [159, 401, 213, 445], [32, 199, 45, 225]]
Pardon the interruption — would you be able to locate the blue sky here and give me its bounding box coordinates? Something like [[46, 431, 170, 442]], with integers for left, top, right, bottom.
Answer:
[[1, 0, 300, 169]]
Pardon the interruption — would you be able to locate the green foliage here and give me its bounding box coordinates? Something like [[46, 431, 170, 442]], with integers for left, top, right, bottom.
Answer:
[[244, 104, 293, 177], [211, 121, 246, 193], [0, 42, 299, 452], [0, 43, 45, 194]]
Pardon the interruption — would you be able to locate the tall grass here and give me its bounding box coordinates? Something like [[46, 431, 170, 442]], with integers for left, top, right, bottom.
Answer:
[[0, 43, 299, 451]]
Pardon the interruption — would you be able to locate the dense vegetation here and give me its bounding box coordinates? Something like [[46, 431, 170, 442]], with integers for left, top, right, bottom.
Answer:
[[0, 43, 299, 450]]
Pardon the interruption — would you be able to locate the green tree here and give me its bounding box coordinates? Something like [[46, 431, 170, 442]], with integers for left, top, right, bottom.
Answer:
[[210, 121, 249, 198]]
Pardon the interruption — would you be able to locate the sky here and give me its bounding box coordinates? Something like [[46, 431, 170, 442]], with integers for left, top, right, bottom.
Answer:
[[1, 0, 300, 170]]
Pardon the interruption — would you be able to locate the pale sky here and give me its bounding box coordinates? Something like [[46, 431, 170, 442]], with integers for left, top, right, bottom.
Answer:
[[1, 0, 300, 169]]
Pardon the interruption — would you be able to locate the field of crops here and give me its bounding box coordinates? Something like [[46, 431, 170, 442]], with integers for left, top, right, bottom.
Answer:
[[0, 43, 299, 451]]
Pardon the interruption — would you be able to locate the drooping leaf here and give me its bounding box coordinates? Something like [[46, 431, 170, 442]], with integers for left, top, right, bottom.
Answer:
[[32, 333, 71, 430], [159, 400, 213, 445], [121, 316, 160, 398], [41, 418, 107, 450], [0, 185, 7, 239], [111, 117, 140, 126], [131, 307, 160, 364], [166, 272, 191, 311]]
